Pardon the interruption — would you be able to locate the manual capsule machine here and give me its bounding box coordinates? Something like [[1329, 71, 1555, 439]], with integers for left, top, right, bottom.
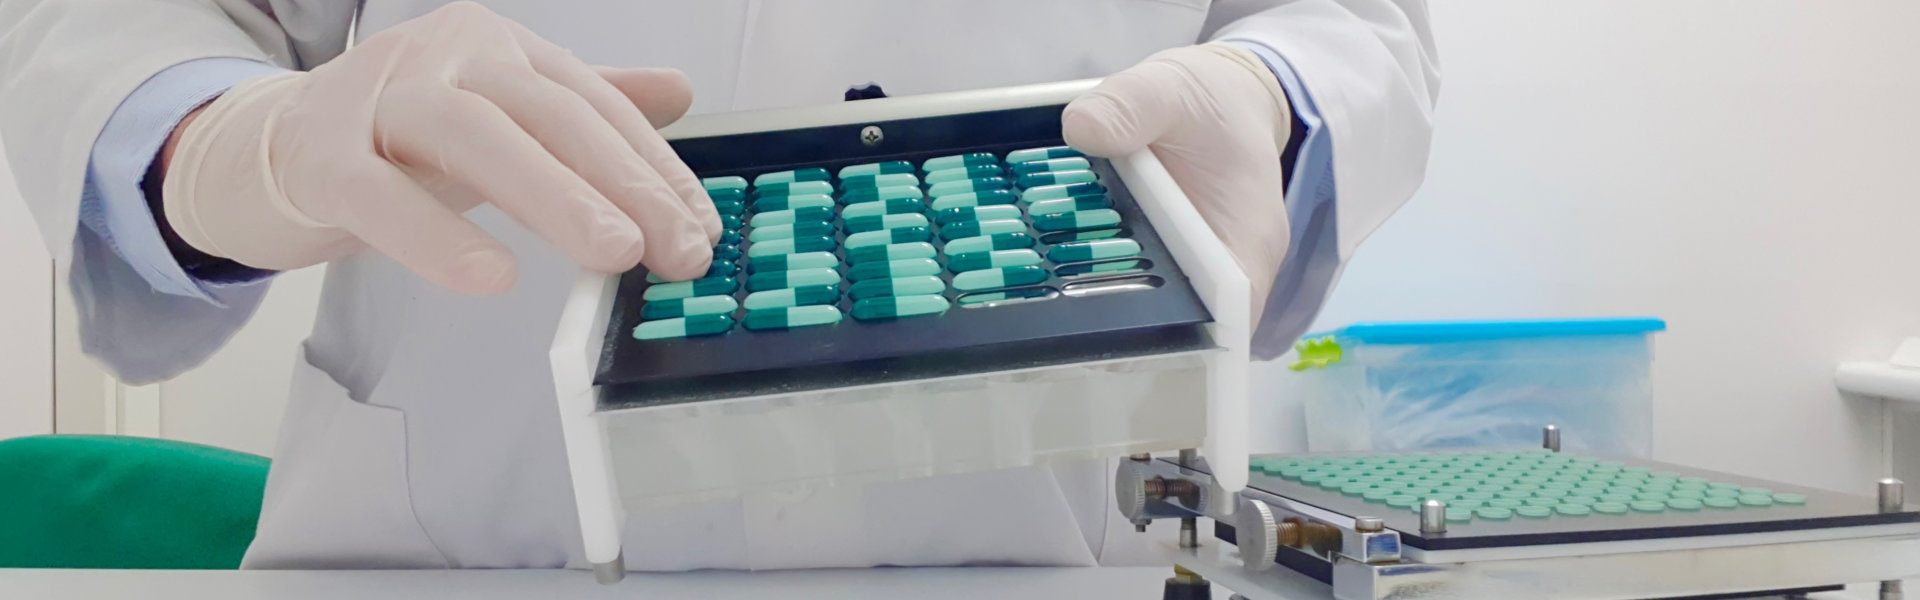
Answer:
[[1115, 426, 1920, 600]]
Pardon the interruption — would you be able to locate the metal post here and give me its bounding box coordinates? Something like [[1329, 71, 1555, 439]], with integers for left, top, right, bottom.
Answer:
[[1543, 424, 1561, 452], [1178, 448, 1200, 548], [1882, 479, 1906, 600], [1420, 499, 1448, 534]]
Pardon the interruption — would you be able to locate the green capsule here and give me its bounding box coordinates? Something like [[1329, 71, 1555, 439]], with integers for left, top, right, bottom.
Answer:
[[712, 199, 746, 216], [840, 173, 919, 190], [952, 266, 1048, 291], [845, 227, 931, 249], [851, 294, 951, 321], [747, 236, 836, 258], [711, 244, 742, 261], [1048, 238, 1141, 262], [751, 180, 834, 198], [701, 176, 747, 193], [933, 205, 1022, 225], [719, 213, 744, 230], [942, 232, 1034, 254], [747, 251, 840, 273], [709, 188, 747, 203], [849, 275, 947, 300], [840, 198, 926, 220], [749, 220, 836, 242], [1026, 194, 1112, 216], [946, 249, 1043, 273], [641, 295, 738, 319], [1021, 182, 1107, 202], [751, 206, 836, 228], [1009, 157, 1090, 176], [645, 259, 738, 283], [928, 176, 1011, 198], [743, 305, 843, 331], [750, 193, 835, 212], [846, 241, 937, 264], [922, 152, 998, 173], [718, 230, 743, 245], [939, 219, 1027, 241], [838, 161, 913, 178], [929, 190, 1020, 211], [842, 213, 930, 234], [746, 267, 842, 292], [1005, 145, 1082, 164], [641, 276, 738, 301], [632, 314, 734, 340], [742, 285, 840, 310], [1032, 208, 1121, 232], [839, 185, 924, 205], [924, 164, 1004, 185], [752, 168, 830, 186], [1016, 169, 1097, 190], [848, 258, 942, 281]]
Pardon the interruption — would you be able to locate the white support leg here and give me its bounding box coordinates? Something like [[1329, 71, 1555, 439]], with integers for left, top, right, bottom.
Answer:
[[550, 273, 628, 583]]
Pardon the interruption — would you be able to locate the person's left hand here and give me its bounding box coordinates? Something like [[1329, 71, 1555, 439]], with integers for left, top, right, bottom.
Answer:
[[1063, 43, 1294, 320]]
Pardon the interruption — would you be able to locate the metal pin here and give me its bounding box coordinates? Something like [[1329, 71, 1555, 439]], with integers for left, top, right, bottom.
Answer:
[[1179, 517, 1198, 548], [1879, 478, 1905, 514], [1419, 499, 1448, 534], [1178, 448, 1198, 468], [1354, 516, 1384, 533], [1543, 424, 1562, 452]]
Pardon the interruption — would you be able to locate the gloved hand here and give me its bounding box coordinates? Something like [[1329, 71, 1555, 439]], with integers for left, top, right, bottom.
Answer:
[[161, 2, 719, 294], [1063, 43, 1294, 320]]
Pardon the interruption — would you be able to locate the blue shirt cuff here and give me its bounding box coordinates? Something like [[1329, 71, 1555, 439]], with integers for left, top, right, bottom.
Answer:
[[1221, 39, 1337, 246], [80, 57, 288, 304]]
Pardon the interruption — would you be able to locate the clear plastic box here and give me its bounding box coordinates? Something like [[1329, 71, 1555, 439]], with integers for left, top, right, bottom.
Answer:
[[1296, 318, 1665, 458]]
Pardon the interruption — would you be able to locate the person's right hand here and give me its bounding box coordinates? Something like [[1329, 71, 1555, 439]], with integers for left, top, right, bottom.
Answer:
[[160, 1, 719, 294]]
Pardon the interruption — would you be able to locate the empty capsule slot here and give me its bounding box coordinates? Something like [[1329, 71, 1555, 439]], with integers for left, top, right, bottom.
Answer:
[[1054, 258, 1152, 279], [957, 286, 1060, 308], [1060, 274, 1164, 298], [1039, 227, 1129, 245]]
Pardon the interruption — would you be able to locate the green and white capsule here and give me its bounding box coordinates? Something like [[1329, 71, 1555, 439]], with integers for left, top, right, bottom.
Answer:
[[933, 204, 1022, 225], [747, 236, 836, 258], [849, 275, 946, 300], [702, 176, 748, 193], [942, 232, 1034, 254], [839, 185, 924, 205], [851, 294, 951, 321], [712, 198, 746, 216], [945, 249, 1043, 273], [744, 305, 843, 331], [710, 187, 747, 202], [845, 227, 932, 249], [848, 258, 941, 281], [838, 161, 913, 179], [752, 168, 830, 187], [642, 276, 738, 301], [712, 244, 743, 261], [1016, 169, 1097, 190], [1032, 208, 1121, 232], [750, 193, 834, 212], [742, 285, 840, 310], [939, 218, 1026, 241], [748, 220, 835, 243], [922, 152, 998, 173], [718, 230, 743, 245], [645, 259, 737, 283], [952, 266, 1048, 291], [1021, 182, 1107, 202], [928, 176, 1011, 199], [924, 164, 1003, 185], [633, 314, 734, 340], [1048, 238, 1141, 262], [846, 241, 937, 264], [747, 251, 840, 273], [750, 206, 836, 228], [840, 173, 919, 190], [751, 180, 834, 198], [719, 213, 745, 230], [929, 190, 1019, 211], [841, 197, 925, 220], [1010, 157, 1091, 177], [1026, 194, 1112, 216], [640, 295, 739, 320], [842, 213, 930, 234], [746, 267, 842, 292], [1005, 145, 1083, 164]]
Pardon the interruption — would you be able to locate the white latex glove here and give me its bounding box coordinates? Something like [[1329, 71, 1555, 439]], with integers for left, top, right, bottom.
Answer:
[[162, 2, 720, 294], [1063, 43, 1294, 320]]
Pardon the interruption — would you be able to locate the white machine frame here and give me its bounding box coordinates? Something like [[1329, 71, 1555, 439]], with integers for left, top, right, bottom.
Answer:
[[546, 80, 1252, 583]]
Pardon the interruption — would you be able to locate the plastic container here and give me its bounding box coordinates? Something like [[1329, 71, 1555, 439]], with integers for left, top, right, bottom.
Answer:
[[1295, 318, 1665, 458]]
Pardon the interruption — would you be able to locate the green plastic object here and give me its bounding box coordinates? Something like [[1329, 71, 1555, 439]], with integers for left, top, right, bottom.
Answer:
[[1288, 336, 1343, 371], [0, 435, 268, 568], [1592, 502, 1630, 515], [1515, 505, 1553, 518]]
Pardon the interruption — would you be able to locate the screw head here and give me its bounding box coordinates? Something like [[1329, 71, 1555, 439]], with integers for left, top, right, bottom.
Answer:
[[1354, 516, 1385, 533], [859, 125, 884, 146], [1236, 497, 1278, 570]]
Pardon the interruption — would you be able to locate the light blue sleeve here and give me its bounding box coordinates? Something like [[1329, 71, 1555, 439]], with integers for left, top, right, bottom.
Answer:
[[74, 57, 290, 384], [1223, 39, 1346, 360]]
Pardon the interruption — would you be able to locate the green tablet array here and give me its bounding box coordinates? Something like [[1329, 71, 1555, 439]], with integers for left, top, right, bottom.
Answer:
[[1250, 450, 1807, 524]]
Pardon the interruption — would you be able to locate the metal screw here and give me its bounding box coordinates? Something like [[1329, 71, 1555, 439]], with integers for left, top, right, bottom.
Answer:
[[1543, 424, 1562, 452], [859, 125, 884, 146], [1354, 516, 1385, 533], [1420, 499, 1448, 534]]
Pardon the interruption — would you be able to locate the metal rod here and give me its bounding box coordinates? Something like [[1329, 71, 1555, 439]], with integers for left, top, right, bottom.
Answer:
[[1180, 517, 1199, 548], [1543, 424, 1561, 452], [1178, 448, 1198, 468], [1419, 499, 1448, 534], [1880, 478, 1905, 514]]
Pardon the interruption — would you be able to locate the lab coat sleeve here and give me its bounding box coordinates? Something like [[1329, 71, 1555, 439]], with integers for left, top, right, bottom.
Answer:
[[1203, 1, 1440, 359]]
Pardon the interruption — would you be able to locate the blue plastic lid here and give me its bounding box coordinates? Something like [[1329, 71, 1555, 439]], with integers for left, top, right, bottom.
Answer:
[[1324, 317, 1666, 345]]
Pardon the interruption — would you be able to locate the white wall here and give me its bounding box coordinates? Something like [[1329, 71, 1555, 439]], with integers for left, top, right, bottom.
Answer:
[[0, 143, 52, 439]]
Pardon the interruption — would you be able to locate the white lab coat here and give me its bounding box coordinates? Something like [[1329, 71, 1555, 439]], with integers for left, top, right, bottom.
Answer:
[[0, 0, 1437, 571]]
